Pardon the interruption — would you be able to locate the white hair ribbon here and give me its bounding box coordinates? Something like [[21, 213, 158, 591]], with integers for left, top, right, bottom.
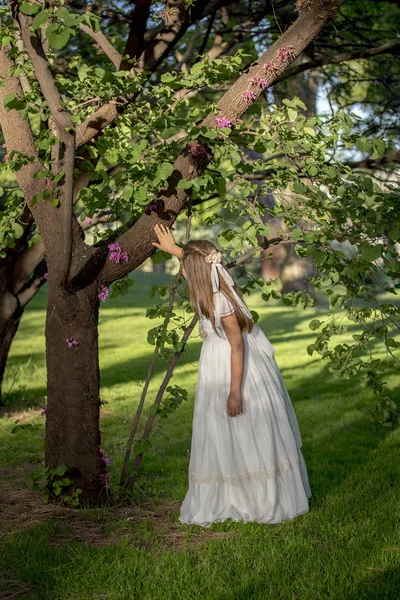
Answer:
[[205, 251, 253, 336]]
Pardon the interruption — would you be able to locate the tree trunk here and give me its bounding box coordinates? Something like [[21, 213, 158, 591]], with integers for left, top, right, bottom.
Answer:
[[0, 298, 22, 404], [45, 283, 106, 503]]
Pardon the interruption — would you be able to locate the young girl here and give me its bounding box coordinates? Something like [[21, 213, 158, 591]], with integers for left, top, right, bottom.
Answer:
[[153, 224, 312, 527]]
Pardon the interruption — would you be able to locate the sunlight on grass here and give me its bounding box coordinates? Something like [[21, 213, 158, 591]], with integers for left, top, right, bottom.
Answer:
[[1, 271, 399, 600]]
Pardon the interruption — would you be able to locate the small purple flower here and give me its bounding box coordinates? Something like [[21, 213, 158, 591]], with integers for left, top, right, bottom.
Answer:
[[100, 448, 112, 466], [43, 272, 48, 280], [263, 60, 279, 74], [144, 203, 159, 216], [249, 75, 269, 89], [100, 472, 110, 490], [98, 285, 109, 302], [215, 116, 232, 129], [276, 46, 295, 62], [40, 404, 47, 417], [243, 89, 257, 101], [108, 242, 129, 264], [66, 337, 79, 348], [187, 141, 208, 156]]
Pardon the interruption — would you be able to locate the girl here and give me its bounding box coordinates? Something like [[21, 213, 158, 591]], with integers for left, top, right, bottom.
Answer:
[[153, 223, 312, 527]]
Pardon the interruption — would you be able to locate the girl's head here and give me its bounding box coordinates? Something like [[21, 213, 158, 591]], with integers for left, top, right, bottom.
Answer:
[[181, 240, 253, 333]]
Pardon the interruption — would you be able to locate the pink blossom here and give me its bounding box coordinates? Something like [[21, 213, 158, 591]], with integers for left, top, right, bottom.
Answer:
[[1, 143, 6, 149], [100, 448, 112, 466], [98, 285, 109, 302], [100, 472, 110, 490], [243, 89, 257, 100], [66, 337, 79, 348], [249, 75, 269, 89], [108, 242, 129, 264], [40, 404, 47, 417], [263, 60, 279, 73], [215, 116, 232, 129], [84, 216, 93, 224], [276, 46, 295, 62], [43, 272, 48, 280], [187, 141, 208, 156]]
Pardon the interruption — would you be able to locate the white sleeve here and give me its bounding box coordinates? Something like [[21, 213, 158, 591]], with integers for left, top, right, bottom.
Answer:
[[215, 292, 235, 317]]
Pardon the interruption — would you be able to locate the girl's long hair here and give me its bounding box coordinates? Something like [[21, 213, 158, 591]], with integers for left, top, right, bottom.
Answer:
[[181, 240, 253, 334]]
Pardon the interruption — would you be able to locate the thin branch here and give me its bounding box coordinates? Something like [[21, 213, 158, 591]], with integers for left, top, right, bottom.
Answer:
[[79, 23, 122, 69], [274, 40, 400, 85]]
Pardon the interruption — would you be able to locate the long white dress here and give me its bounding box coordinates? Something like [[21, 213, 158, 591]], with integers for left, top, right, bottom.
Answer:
[[179, 291, 312, 527]]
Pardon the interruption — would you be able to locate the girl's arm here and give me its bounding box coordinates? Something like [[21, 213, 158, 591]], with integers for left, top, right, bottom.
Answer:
[[222, 313, 244, 417]]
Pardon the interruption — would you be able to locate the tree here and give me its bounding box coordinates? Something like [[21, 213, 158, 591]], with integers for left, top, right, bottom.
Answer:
[[0, 0, 348, 501], [2, 0, 400, 398]]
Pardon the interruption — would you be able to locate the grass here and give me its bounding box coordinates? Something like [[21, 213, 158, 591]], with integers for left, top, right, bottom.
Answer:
[[1, 270, 399, 600]]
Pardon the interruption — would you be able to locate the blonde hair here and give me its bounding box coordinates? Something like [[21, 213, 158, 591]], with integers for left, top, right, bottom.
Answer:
[[181, 240, 253, 334]]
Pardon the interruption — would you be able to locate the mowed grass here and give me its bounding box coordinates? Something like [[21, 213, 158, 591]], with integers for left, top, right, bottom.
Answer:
[[1, 270, 399, 600]]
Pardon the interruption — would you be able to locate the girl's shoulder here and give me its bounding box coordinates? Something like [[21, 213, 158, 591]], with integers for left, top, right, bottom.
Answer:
[[214, 290, 235, 317]]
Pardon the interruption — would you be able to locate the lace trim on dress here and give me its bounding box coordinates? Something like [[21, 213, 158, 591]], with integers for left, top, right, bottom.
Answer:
[[189, 455, 300, 485]]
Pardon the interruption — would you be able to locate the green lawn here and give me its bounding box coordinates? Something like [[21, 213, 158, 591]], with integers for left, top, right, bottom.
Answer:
[[1, 271, 399, 600]]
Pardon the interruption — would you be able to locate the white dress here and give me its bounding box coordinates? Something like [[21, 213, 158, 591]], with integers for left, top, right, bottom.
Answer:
[[179, 291, 312, 527]]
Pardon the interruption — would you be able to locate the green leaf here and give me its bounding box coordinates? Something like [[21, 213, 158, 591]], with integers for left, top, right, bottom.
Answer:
[[160, 73, 176, 83], [303, 127, 316, 137], [356, 138, 371, 153], [156, 162, 174, 181], [309, 319, 321, 331], [122, 184, 134, 201], [287, 108, 297, 122], [31, 9, 49, 29], [20, 3, 40, 15], [48, 29, 70, 50], [11, 223, 24, 238], [359, 242, 383, 263], [308, 166, 318, 177]]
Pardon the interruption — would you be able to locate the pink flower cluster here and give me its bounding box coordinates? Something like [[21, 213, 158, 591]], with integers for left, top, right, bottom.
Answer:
[[84, 216, 93, 224], [66, 337, 79, 348], [108, 242, 129, 264], [98, 285, 109, 302], [215, 116, 232, 129], [249, 75, 269, 89], [187, 141, 208, 156], [100, 448, 112, 466], [242, 89, 257, 101], [276, 45, 295, 62]]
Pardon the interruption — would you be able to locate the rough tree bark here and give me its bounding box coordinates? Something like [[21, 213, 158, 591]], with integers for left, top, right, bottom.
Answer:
[[0, 0, 346, 502]]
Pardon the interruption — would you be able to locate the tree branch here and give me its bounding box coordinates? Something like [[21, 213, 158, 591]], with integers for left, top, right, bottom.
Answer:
[[79, 23, 122, 69], [11, 4, 77, 284], [69, 0, 347, 289], [274, 40, 400, 85]]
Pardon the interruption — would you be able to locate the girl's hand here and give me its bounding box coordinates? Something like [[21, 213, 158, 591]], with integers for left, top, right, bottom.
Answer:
[[227, 391, 243, 417], [152, 224, 182, 258]]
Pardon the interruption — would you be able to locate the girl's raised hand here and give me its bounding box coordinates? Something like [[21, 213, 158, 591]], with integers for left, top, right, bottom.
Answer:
[[152, 224, 182, 258]]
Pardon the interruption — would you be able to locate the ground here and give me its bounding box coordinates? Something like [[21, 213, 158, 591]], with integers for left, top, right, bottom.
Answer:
[[0, 271, 399, 600]]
